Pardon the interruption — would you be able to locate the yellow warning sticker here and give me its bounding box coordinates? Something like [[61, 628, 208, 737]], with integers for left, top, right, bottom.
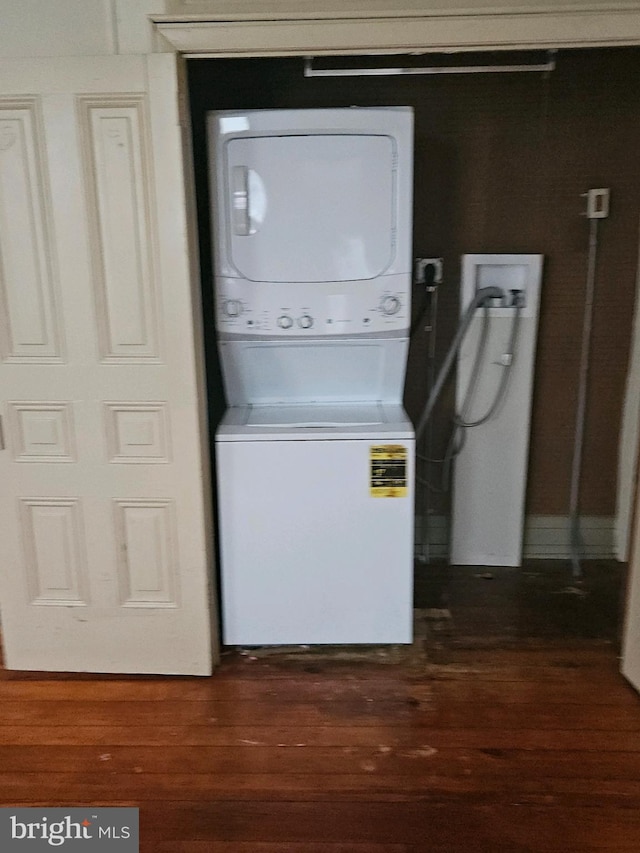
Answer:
[[370, 445, 408, 497]]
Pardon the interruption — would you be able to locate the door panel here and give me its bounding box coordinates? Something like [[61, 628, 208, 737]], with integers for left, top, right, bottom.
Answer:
[[79, 95, 160, 361], [0, 55, 216, 674], [0, 100, 63, 362]]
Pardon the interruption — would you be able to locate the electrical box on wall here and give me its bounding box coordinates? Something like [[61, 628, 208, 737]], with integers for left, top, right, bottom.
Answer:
[[451, 253, 543, 567]]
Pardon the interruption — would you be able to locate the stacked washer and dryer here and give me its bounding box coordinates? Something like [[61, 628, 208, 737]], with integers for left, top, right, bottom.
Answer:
[[208, 107, 415, 646]]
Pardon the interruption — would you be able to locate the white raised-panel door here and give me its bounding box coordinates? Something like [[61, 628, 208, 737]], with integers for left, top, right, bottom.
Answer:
[[0, 55, 216, 674]]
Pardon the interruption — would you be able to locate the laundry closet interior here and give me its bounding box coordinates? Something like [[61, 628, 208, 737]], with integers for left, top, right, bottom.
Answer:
[[188, 48, 640, 645]]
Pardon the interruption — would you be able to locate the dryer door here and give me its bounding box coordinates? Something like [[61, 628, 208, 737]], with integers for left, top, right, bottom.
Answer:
[[224, 133, 396, 283]]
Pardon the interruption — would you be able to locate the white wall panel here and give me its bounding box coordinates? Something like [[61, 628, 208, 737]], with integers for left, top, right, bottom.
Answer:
[[451, 254, 542, 567], [115, 0, 168, 54], [0, 1, 114, 58]]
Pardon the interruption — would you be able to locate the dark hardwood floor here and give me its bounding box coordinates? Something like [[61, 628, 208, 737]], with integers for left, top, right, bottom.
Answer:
[[1, 559, 638, 852]]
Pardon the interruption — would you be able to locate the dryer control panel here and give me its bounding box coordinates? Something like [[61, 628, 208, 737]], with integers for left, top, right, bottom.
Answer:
[[216, 274, 410, 337]]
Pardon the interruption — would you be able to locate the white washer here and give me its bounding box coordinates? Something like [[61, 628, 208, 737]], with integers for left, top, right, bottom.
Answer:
[[217, 403, 414, 645]]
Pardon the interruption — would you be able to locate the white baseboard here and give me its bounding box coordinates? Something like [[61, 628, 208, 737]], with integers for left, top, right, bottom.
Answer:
[[415, 515, 616, 561], [522, 515, 615, 559]]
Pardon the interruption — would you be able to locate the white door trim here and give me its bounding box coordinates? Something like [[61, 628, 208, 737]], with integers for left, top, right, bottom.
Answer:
[[148, 2, 640, 688], [151, 4, 640, 55]]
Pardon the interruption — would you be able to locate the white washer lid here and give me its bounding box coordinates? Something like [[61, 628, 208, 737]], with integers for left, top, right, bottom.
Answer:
[[216, 403, 414, 441]]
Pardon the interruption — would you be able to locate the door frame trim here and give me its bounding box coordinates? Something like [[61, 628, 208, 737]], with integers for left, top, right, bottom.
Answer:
[[153, 7, 640, 55]]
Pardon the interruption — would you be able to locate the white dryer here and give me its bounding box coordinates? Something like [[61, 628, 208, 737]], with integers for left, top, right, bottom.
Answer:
[[208, 108, 415, 645]]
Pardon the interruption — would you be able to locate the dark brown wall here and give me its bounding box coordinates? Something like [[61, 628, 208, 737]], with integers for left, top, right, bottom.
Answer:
[[189, 48, 640, 518]]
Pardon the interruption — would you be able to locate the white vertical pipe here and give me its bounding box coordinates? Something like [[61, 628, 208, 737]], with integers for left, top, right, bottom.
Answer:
[[569, 217, 600, 577]]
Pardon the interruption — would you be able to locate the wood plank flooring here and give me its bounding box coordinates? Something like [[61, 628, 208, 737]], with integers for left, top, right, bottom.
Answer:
[[0, 560, 639, 851]]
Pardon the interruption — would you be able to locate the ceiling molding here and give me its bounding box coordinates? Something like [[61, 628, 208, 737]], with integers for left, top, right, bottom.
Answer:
[[152, 7, 640, 55], [157, 0, 640, 22]]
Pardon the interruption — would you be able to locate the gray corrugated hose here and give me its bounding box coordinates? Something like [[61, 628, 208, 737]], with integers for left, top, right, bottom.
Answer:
[[415, 286, 505, 442]]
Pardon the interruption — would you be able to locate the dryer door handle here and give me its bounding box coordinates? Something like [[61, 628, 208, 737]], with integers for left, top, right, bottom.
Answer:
[[232, 165, 251, 236], [231, 167, 266, 236]]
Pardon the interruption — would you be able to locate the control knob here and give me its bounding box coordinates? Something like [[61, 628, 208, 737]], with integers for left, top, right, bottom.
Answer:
[[381, 295, 401, 316], [298, 314, 314, 329], [223, 299, 243, 317], [277, 315, 294, 329]]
